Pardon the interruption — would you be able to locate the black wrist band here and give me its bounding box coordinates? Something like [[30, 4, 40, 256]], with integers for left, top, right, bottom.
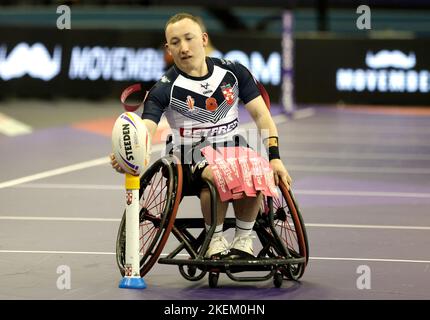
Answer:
[[268, 146, 281, 161], [263, 136, 280, 160]]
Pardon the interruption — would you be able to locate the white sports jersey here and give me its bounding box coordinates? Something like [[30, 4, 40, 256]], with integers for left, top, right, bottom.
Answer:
[[142, 57, 261, 145]]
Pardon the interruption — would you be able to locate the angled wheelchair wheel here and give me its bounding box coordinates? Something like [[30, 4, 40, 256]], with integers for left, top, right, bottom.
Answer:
[[116, 155, 182, 277], [259, 182, 309, 280]]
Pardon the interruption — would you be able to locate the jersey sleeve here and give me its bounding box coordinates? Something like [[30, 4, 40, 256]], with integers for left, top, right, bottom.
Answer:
[[141, 83, 169, 124], [233, 62, 261, 104]]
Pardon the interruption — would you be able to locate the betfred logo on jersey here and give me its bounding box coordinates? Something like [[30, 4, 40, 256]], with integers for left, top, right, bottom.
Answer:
[[221, 83, 235, 105], [179, 119, 238, 137]]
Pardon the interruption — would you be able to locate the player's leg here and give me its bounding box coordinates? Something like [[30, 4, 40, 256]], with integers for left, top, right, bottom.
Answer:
[[230, 192, 263, 258], [200, 165, 229, 258]]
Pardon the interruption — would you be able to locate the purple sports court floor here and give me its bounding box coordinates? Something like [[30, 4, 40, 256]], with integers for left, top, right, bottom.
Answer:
[[0, 101, 429, 300]]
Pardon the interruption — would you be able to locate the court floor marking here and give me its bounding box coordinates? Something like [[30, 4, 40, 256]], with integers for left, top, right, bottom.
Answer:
[[294, 114, 430, 126], [0, 250, 114, 255], [304, 223, 430, 230], [309, 257, 430, 264], [284, 150, 430, 161], [1, 216, 429, 231], [0, 112, 32, 136], [0, 249, 428, 264], [9, 183, 430, 199], [283, 136, 430, 146], [0, 144, 164, 189], [0, 216, 120, 222], [295, 189, 430, 198], [272, 114, 290, 124], [0, 157, 110, 189], [289, 165, 430, 174], [285, 125, 430, 135], [291, 107, 316, 120], [3, 161, 430, 192], [14, 183, 124, 190]]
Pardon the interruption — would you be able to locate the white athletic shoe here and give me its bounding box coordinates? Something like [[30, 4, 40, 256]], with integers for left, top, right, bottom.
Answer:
[[205, 235, 229, 259], [230, 235, 255, 257]]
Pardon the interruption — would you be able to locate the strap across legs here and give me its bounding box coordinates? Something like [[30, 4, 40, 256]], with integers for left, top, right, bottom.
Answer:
[[201, 146, 278, 202]]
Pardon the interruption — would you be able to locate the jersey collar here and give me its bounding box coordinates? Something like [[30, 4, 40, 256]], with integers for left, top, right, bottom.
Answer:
[[174, 57, 214, 81]]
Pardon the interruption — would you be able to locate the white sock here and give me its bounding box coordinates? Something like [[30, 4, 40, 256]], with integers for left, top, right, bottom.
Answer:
[[205, 223, 223, 237], [235, 219, 255, 238]]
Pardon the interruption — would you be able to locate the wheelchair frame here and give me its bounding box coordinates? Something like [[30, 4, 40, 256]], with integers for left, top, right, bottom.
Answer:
[[116, 153, 309, 288]]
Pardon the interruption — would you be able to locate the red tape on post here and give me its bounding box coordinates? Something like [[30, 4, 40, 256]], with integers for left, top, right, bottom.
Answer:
[[120, 83, 148, 112]]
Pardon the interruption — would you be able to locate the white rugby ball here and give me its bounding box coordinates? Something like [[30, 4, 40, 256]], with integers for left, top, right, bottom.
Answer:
[[111, 112, 151, 176]]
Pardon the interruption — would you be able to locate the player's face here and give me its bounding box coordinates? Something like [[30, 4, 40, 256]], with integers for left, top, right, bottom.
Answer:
[[165, 18, 208, 73]]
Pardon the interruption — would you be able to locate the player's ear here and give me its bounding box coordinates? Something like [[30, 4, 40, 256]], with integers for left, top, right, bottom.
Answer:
[[202, 32, 208, 47], [165, 43, 172, 55]]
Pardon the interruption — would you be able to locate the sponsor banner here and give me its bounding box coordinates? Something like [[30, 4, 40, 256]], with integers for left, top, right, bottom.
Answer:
[[0, 27, 281, 101], [295, 38, 430, 105]]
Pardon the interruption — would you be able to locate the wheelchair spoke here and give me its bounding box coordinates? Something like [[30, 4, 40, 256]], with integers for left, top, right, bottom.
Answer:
[[147, 177, 164, 208], [139, 223, 156, 244], [272, 194, 284, 210], [143, 177, 168, 213], [139, 221, 156, 240], [141, 231, 157, 253], [276, 219, 299, 254], [140, 224, 158, 253], [277, 218, 296, 235], [143, 172, 164, 208], [146, 195, 167, 212]]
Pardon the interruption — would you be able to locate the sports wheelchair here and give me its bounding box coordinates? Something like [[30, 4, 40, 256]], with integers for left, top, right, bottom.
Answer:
[[115, 141, 309, 288]]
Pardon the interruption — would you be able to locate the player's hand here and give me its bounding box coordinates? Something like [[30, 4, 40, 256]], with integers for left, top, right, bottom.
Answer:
[[269, 159, 292, 190], [110, 153, 126, 174]]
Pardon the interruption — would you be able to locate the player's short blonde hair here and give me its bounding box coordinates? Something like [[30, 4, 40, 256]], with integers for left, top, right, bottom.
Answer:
[[165, 13, 205, 33]]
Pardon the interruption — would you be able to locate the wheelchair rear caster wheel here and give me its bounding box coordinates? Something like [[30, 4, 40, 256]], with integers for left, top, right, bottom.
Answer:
[[209, 272, 219, 288], [274, 272, 283, 288], [187, 265, 197, 277], [178, 264, 206, 281]]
